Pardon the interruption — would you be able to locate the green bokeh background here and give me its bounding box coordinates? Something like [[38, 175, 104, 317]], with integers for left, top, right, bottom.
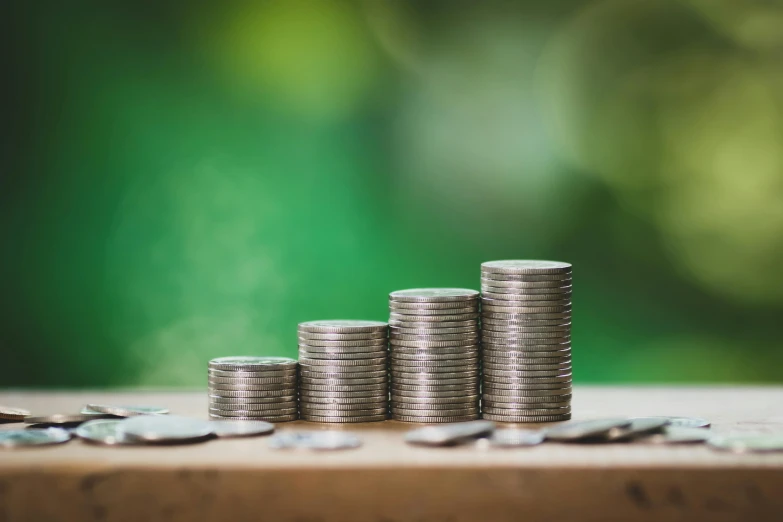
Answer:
[[3, 0, 783, 387]]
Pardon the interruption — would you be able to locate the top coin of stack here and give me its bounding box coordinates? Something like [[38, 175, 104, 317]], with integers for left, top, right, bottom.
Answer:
[[298, 320, 389, 423], [388, 289, 481, 423], [208, 356, 298, 422], [480, 260, 573, 423]]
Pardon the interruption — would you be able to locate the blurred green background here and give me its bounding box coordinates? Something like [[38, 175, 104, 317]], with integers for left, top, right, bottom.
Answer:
[[2, 0, 782, 387]]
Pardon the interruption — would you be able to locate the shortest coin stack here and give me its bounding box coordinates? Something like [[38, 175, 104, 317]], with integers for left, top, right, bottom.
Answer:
[[298, 320, 389, 423], [208, 356, 298, 422]]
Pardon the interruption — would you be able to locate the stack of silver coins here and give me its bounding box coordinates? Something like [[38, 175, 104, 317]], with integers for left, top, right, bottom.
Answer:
[[480, 260, 573, 422], [388, 289, 481, 423], [298, 320, 389, 423], [208, 356, 298, 422]]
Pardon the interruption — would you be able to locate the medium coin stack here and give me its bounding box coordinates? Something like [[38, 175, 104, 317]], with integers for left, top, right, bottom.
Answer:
[[208, 356, 298, 422], [388, 289, 481, 423], [480, 260, 573, 423], [298, 320, 389, 423]]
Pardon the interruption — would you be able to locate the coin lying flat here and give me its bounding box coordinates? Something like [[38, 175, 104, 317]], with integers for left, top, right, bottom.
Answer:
[[209, 420, 275, 438], [389, 288, 480, 302], [642, 426, 712, 444], [75, 419, 136, 445], [405, 420, 495, 446], [0, 428, 72, 448], [209, 356, 298, 371], [119, 415, 214, 443], [545, 419, 631, 442], [26, 413, 112, 425], [707, 434, 783, 453], [489, 429, 546, 447], [269, 431, 362, 450], [84, 404, 170, 417], [481, 260, 572, 275], [298, 320, 388, 334], [630, 416, 711, 429], [0, 406, 31, 422], [606, 417, 669, 441]]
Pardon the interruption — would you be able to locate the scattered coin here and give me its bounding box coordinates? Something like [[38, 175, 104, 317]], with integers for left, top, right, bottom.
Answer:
[[631, 416, 711, 429], [489, 429, 546, 447], [75, 419, 136, 445], [25, 413, 112, 426], [606, 417, 669, 441], [83, 404, 170, 417], [119, 415, 214, 444], [209, 420, 275, 438], [0, 428, 72, 448], [269, 431, 362, 450], [545, 419, 630, 442], [0, 406, 31, 422], [707, 434, 783, 453], [405, 420, 495, 446], [642, 426, 712, 444]]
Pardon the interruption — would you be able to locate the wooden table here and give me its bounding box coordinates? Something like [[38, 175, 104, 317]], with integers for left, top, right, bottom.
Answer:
[[1, 386, 782, 522]]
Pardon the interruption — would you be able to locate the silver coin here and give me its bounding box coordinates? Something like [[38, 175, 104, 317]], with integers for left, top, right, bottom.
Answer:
[[83, 404, 169, 418], [545, 418, 631, 442], [489, 429, 546, 447], [481, 311, 571, 320], [391, 407, 480, 417], [391, 376, 479, 386], [392, 389, 477, 398], [297, 338, 388, 348], [389, 319, 478, 328], [393, 414, 479, 423], [390, 352, 479, 362], [269, 431, 363, 450], [482, 328, 570, 339], [300, 405, 388, 415], [390, 346, 480, 356], [25, 413, 110, 425], [707, 434, 783, 453], [390, 325, 479, 335], [481, 260, 572, 275], [299, 389, 388, 398], [209, 395, 297, 404], [482, 341, 571, 351], [483, 386, 571, 396], [301, 396, 388, 405], [298, 350, 386, 360], [389, 288, 480, 302], [483, 363, 571, 372], [405, 420, 495, 446], [483, 370, 572, 379], [642, 426, 712, 444], [0, 406, 31, 422], [482, 347, 572, 357], [606, 417, 668, 441], [389, 305, 478, 316], [390, 332, 479, 342], [0, 428, 71, 448], [209, 376, 297, 385], [209, 383, 297, 392], [296, 344, 387, 355], [392, 383, 479, 393], [483, 393, 572, 404], [297, 331, 388, 341], [392, 401, 478, 411], [300, 413, 387, 423], [209, 401, 297, 411], [208, 369, 297, 378], [298, 357, 386, 367], [391, 366, 479, 376], [208, 389, 296, 398], [482, 323, 571, 333], [119, 415, 214, 443], [299, 368, 387, 379], [483, 401, 570, 411], [482, 273, 572, 283], [390, 338, 478, 349], [209, 420, 275, 438], [209, 356, 298, 371], [481, 292, 573, 302], [482, 413, 572, 423], [630, 416, 711, 429], [210, 413, 298, 422], [300, 376, 387, 386], [483, 406, 571, 416], [298, 364, 388, 375], [297, 320, 388, 334], [483, 382, 572, 392], [391, 356, 479, 366], [481, 303, 571, 315], [481, 284, 573, 294], [481, 316, 570, 326], [75, 419, 137, 445], [210, 407, 298, 417], [392, 394, 479, 404], [300, 383, 388, 392], [482, 377, 574, 387], [390, 300, 479, 310], [482, 354, 571, 365], [389, 313, 480, 323]]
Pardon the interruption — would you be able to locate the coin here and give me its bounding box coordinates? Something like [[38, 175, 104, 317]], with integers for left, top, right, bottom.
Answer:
[[269, 431, 363, 450], [210, 413, 299, 422], [482, 292, 573, 302], [390, 332, 479, 342], [389, 319, 478, 328], [300, 376, 386, 386], [405, 420, 495, 446], [210, 383, 297, 392], [392, 401, 479, 411], [0, 428, 72, 448], [483, 363, 571, 372], [297, 345, 387, 354], [298, 357, 387, 367], [302, 396, 387, 405], [118, 415, 214, 443], [298, 331, 388, 340], [208, 389, 295, 398], [392, 383, 479, 393], [481, 284, 573, 295], [642, 426, 712, 444], [489, 429, 545, 447], [481, 312, 572, 321], [298, 320, 388, 334], [481, 260, 572, 275], [389, 312, 480, 323], [0, 406, 30, 422], [545, 419, 631, 441], [389, 306, 478, 316], [75, 419, 136, 445], [208, 369, 297, 378], [630, 416, 711, 429], [298, 338, 388, 348], [483, 382, 572, 392], [707, 434, 783, 453], [390, 300, 478, 310], [481, 323, 571, 333], [391, 407, 480, 417], [300, 383, 388, 392], [210, 407, 298, 417], [299, 369, 387, 379], [389, 288, 480, 302], [209, 356, 298, 371], [393, 394, 479, 404], [483, 393, 572, 404], [209, 420, 275, 438], [209, 401, 297, 411], [482, 373, 572, 382], [83, 404, 169, 417], [392, 388, 477, 398], [606, 417, 669, 441], [300, 389, 387, 398], [300, 414, 387, 423], [390, 325, 479, 335], [393, 414, 479, 423], [481, 413, 572, 423], [300, 406, 388, 416], [299, 350, 386, 360], [482, 273, 572, 282], [482, 355, 571, 365], [390, 339, 478, 349], [480, 316, 569, 326], [25, 413, 110, 425], [209, 395, 297, 405], [390, 346, 480, 356], [482, 387, 571, 397]]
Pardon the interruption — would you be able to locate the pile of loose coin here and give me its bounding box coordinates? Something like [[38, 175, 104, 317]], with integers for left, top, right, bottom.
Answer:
[[208, 356, 298, 422], [297, 320, 389, 423], [388, 289, 481, 423], [480, 260, 573, 423]]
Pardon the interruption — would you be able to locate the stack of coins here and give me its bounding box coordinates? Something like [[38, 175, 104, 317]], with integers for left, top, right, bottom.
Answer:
[[298, 320, 389, 423], [480, 260, 572, 422], [208, 356, 298, 422], [388, 289, 481, 423]]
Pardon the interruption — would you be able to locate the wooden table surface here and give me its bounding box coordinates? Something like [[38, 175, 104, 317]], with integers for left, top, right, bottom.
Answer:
[[1, 386, 781, 522]]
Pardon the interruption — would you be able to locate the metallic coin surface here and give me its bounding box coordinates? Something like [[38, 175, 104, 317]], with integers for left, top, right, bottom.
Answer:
[[210, 413, 298, 422], [481, 260, 572, 275], [390, 312, 479, 323], [482, 273, 572, 282], [297, 345, 387, 355], [389, 288, 480, 302], [481, 413, 572, 423], [390, 300, 478, 310], [120, 415, 214, 443], [269, 431, 363, 450], [208, 389, 295, 398], [481, 312, 571, 320], [298, 357, 386, 367], [209, 420, 275, 438], [481, 284, 573, 295], [209, 401, 297, 412], [630, 416, 711, 429], [489, 429, 546, 447], [483, 394, 572, 404], [0, 428, 72, 448], [299, 369, 387, 379], [391, 407, 480, 417], [300, 389, 388, 398], [0, 406, 31, 422], [75, 419, 136, 445], [300, 384, 388, 392], [298, 331, 388, 340], [210, 407, 298, 417], [297, 320, 388, 334], [83, 404, 170, 418], [389, 306, 478, 316], [298, 338, 388, 348], [300, 414, 387, 423], [209, 356, 298, 371], [607, 417, 669, 441], [482, 292, 572, 302], [26, 413, 109, 425], [707, 434, 783, 453], [208, 369, 297, 378], [643, 426, 712, 444], [389, 319, 478, 328], [298, 350, 386, 360], [405, 420, 495, 446], [545, 419, 631, 441], [393, 414, 480, 423], [210, 383, 298, 392], [209, 395, 296, 404]]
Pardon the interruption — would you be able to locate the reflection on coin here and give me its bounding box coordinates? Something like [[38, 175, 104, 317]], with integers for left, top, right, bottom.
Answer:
[[707, 434, 783, 453], [209, 420, 275, 438], [545, 419, 631, 442], [389, 288, 479, 302], [631, 416, 711, 429], [643, 426, 712, 444], [298, 320, 388, 333], [269, 431, 362, 450], [0, 406, 31, 422], [0, 428, 72, 448], [405, 420, 495, 446], [208, 356, 298, 371], [84, 404, 170, 417], [26, 413, 111, 425], [481, 260, 572, 275], [75, 419, 136, 445], [120, 415, 214, 443], [489, 429, 545, 447]]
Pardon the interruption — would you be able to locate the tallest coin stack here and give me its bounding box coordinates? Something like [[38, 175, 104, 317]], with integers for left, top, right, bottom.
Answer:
[[479, 260, 573, 422]]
